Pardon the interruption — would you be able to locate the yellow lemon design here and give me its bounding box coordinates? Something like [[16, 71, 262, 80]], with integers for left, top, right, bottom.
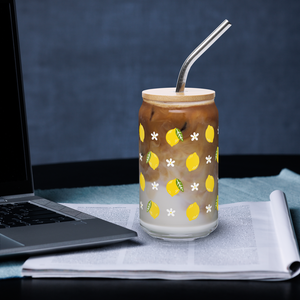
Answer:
[[205, 125, 214, 143], [139, 123, 145, 142], [215, 195, 219, 211], [206, 175, 214, 192], [166, 178, 184, 197], [166, 128, 183, 147], [215, 146, 219, 163], [147, 200, 160, 219], [186, 202, 200, 221], [186, 152, 200, 172], [140, 173, 145, 191], [146, 151, 159, 170]]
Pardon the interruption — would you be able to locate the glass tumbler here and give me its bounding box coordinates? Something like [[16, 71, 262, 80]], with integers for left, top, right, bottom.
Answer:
[[138, 87, 219, 240]]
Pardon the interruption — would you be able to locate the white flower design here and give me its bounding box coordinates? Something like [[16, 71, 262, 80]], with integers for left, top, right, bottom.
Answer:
[[166, 158, 175, 167], [140, 201, 143, 210], [191, 182, 199, 191], [206, 204, 212, 213], [151, 132, 158, 140], [206, 155, 212, 164], [139, 153, 143, 161], [152, 182, 159, 190], [167, 208, 175, 217], [190, 132, 199, 141]]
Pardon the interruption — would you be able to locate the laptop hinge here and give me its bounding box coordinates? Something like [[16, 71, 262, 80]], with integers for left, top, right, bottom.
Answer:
[[2, 193, 35, 200]]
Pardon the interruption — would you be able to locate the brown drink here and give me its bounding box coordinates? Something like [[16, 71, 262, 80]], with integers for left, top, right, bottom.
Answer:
[[139, 88, 219, 240]]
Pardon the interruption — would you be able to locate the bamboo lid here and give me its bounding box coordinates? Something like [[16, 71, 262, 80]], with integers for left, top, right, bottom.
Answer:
[[142, 87, 215, 102]]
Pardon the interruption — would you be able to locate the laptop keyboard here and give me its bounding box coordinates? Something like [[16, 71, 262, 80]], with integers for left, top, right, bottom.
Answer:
[[0, 202, 75, 228]]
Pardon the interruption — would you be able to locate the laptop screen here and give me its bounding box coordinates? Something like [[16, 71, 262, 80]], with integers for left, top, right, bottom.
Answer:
[[0, 0, 33, 196]]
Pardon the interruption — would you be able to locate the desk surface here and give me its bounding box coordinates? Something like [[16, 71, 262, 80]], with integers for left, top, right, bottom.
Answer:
[[2, 155, 300, 300]]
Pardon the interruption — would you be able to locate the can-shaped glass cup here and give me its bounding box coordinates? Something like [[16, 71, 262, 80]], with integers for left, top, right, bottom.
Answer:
[[138, 88, 219, 240]]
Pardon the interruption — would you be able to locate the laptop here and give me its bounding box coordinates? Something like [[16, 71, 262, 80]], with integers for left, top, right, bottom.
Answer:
[[0, 0, 137, 259]]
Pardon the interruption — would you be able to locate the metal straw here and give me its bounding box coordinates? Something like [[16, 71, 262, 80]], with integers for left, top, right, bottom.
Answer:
[[175, 19, 232, 93]]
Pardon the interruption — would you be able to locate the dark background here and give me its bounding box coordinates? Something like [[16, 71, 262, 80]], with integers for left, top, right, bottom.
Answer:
[[15, 0, 300, 165]]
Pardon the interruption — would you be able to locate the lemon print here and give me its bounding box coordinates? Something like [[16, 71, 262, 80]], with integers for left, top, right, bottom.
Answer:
[[205, 125, 214, 143], [166, 128, 183, 147], [186, 202, 200, 221], [215, 195, 219, 211], [206, 175, 214, 192], [147, 200, 160, 219], [166, 178, 184, 197], [215, 146, 219, 163], [139, 123, 145, 142], [186, 152, 200, 172], [140, 172, 145, 191], [146, 151, 159, 170]]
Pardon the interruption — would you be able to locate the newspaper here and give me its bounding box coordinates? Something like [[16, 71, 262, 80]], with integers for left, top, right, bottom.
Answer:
[[22, 190, 300, 280]]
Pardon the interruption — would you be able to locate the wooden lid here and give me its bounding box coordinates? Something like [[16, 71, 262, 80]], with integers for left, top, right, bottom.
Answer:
[[142, 87, 215, 102]]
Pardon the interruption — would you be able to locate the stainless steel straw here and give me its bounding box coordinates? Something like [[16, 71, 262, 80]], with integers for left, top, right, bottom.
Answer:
[[175, 19, 232, 93]]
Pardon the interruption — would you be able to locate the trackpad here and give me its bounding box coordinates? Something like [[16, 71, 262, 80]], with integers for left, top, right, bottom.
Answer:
[[0, 234, 24, 250]]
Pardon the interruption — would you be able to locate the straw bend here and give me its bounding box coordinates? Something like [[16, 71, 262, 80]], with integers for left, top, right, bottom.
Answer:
[[175, 19, 231, 93]]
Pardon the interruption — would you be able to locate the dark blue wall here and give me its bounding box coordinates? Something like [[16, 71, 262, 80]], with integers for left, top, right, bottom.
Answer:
[[16, 0, 300, 165]]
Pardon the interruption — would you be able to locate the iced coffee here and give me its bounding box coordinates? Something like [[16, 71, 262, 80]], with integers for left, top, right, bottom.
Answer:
[[139, 87, 219, 240]]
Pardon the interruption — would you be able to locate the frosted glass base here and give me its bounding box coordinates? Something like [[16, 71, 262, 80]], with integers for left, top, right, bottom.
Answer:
[[140, 219, 218, 241]]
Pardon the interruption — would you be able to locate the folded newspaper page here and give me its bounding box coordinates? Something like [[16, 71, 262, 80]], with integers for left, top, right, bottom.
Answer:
[[22, 190, 300, 280]]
